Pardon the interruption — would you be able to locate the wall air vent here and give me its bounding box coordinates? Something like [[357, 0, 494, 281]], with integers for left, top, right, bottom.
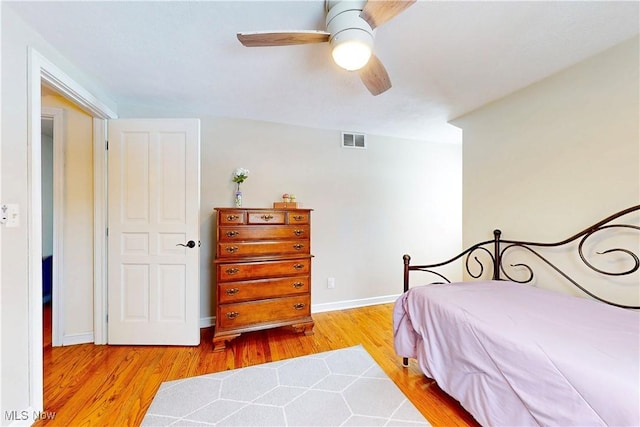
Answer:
[[341, 132, 366, 149]]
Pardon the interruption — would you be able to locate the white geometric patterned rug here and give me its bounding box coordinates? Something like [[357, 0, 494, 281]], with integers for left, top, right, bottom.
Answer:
[[142, 345, 430, 426]]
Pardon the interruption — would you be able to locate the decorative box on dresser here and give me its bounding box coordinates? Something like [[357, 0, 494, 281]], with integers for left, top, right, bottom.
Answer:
[[213, 207, 314, 351]]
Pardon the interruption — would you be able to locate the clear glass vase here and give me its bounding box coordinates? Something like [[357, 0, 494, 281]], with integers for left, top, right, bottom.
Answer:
[[234, 190, 242, 207]]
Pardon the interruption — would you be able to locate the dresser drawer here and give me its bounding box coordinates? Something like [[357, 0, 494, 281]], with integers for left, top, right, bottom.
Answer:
[[219, 211, 245, 224], [247, 211, 285, 225], [218, 258, 311, 281], [218, 295, 311, 329], [219, 225, 310, 241], [287, 211, 310, 224], [219, 276, 309, 303], [218, 240, 310, 258]]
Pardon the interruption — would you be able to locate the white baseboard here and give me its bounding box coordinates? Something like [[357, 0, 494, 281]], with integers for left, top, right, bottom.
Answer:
[[198, 294, 402, 328], [200, 294, 401, 329], [200, 316, 215, 329], [311, 294, 401, 313], [61, 332, 94, 346]]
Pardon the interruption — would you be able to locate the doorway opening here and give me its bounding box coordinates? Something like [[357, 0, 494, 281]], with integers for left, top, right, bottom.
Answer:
[[41, 115, 54, 349], [41, 105, 64, 348]]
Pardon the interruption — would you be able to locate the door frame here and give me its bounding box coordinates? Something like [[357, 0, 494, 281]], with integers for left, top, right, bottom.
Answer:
[[27, 47, 116, 412]]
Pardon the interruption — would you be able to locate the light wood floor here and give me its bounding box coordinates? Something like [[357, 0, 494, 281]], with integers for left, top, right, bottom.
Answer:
[[39, 303, 478, 426]]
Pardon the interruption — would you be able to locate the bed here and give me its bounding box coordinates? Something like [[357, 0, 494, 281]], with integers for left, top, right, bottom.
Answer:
[[393, 205, 640, 426]]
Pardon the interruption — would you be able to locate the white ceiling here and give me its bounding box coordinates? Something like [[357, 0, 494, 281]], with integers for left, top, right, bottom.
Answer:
[[8, 1, 639, 143]]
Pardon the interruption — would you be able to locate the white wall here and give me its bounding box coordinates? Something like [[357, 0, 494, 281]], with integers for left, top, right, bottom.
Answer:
[[41, 94, 94, 341], [453, 36, 639, 305], [197, 117, 462, 318], [2, 7, 43, 419]]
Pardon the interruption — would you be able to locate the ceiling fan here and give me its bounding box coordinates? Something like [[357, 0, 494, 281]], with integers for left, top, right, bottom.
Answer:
[[237, 0, 416, 96]]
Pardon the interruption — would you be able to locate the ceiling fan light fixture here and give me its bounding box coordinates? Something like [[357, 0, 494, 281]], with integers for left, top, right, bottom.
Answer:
[[332, 37, 372, 71], [238, 0, 411, 95], [326, 2, 373, 71]]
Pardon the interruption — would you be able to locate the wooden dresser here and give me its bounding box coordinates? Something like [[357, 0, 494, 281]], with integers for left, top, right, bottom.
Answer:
[[213, 207, 314, 351]]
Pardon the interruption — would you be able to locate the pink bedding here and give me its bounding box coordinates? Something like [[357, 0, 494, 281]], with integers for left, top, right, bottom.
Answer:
[[393, 280, 640, 426]]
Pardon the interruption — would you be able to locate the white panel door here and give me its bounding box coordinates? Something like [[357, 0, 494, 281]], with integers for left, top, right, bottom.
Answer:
[[107, 119, 200, 345]]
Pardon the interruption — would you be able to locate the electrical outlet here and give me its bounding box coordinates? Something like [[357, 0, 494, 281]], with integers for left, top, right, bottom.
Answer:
[[327, 277, 335, 289]]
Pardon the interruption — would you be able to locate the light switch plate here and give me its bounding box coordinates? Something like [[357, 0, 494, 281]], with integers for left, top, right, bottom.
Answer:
[[1, 204, 20, 227]]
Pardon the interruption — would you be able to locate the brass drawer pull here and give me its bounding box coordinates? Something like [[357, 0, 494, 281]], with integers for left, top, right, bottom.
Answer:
[[226, 214, 240, 221], [293, 244, 304, 250], [293, 303, 306, 310], [292, 282, 304, 289], [293, 229, 304, 236], [293, 263, 305, 270], [226, 311, 240, 319], [261, 214, 274, 221], [225, 288, 240, 295], [226, 230, 239, 237], [225, 268, 240, 275], [225, 246, 239, 253], [292, 215, 304, 221]]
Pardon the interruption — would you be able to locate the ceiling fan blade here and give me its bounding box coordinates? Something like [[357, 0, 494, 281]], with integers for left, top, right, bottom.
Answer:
[[359, 54, 392, 96], [360, 0, 416, 29], [237, 31, 330, 47]]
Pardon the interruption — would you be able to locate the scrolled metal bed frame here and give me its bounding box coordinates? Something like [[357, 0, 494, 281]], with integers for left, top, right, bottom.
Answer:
[[401, 205, 639, 368], [403, 205, 640, 309]]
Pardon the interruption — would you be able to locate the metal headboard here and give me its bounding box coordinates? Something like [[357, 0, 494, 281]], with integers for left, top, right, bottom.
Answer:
[[403, 205, 640, 309]]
